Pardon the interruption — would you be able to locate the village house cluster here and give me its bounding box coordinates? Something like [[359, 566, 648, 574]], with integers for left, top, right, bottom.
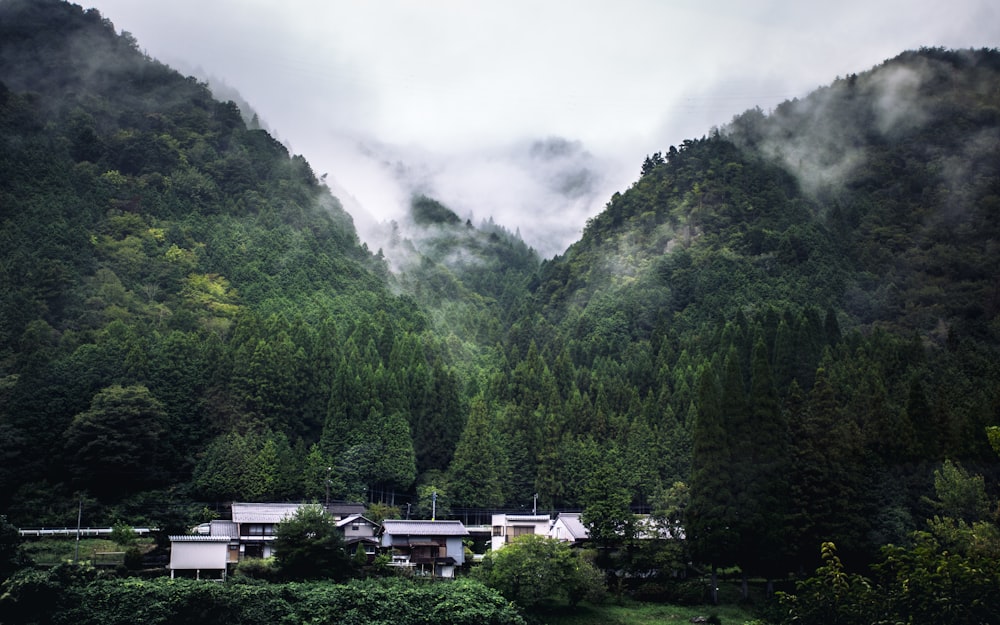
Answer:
[[168, 504, 597, 580]]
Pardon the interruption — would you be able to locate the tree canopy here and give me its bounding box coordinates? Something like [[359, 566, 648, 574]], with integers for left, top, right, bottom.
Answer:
[[272, 504, 351, 581]]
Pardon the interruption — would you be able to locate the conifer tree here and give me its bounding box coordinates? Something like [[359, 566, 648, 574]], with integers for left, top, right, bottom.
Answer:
[[687, 362, 737, 603], [745, 337, 791, 582], [448, 397, 508, 508]]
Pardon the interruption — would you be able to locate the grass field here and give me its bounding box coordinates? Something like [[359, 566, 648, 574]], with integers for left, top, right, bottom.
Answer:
[[534, 598, 757, 625], [21, 537, 153, 567]]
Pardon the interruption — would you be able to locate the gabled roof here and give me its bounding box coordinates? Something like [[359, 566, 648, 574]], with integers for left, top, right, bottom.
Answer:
[[381, 520, 469, 537], [231, 502, 307, 524], [335, 514, 379, 529], [495, 514, 551, 523], [209, 520, 239, 538], [551, 513, 589, 541], [325, 502, 366, 517]]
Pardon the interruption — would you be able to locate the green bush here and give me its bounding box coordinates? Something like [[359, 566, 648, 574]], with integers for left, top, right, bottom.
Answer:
[[1, 570, 526, 625], [232, 557, 280, 581]]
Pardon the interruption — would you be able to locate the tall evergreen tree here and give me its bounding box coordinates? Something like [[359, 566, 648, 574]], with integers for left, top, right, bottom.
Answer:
[[448, 397, 509, 508], [687, 362, 737, 603]]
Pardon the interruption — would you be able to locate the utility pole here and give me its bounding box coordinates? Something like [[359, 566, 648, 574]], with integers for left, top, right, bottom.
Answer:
[[74, 494, 83, 564], [325, 467, 332, 507], [533, 493, 538, 515], [431, 490, 437, 521]]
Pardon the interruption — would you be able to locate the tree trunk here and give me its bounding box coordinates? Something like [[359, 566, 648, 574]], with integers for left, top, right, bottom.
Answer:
[[710, 565, 719, 604]]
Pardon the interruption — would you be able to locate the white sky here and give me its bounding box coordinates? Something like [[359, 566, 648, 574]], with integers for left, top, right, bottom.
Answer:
[[85, 0, 999, 257]]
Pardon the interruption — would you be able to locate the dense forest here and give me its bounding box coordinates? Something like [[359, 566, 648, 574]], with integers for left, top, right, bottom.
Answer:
[[2, 0, 1000, 606]]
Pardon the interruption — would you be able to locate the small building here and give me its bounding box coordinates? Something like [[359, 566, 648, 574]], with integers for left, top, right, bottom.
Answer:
[[231, 502, 304, 559], [547, 512, 590, 546], [171, 501, 371, 578], [337, 513, 380, 559], [168, 535, 231, 580], [490, 513, 553, 551], [380, 519, 469, 578], [326, 502, 367, 521]]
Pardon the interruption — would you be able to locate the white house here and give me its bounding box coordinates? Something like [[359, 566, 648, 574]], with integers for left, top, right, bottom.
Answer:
[[547, 512, 590, 545], [490, 513, 553, 551]]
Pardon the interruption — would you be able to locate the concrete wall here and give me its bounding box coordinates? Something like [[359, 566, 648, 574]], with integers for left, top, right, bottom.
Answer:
[[170, 540, 228, 570]]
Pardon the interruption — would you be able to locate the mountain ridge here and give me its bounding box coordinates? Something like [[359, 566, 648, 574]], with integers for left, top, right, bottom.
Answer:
[[1, 0, 999, 582]]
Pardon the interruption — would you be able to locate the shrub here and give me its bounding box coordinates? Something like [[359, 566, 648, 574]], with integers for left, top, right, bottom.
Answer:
[[233, 557, 279, 581]]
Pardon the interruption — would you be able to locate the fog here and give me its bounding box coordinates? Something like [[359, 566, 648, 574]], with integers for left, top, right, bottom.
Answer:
[[84, 0, 999, 257]]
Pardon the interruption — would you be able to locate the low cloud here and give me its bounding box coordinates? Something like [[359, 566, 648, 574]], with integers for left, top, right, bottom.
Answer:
[[318, 133, 623, 259]]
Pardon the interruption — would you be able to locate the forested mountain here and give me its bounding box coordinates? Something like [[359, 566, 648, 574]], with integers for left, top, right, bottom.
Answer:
[[2, 0, 1000, 585]]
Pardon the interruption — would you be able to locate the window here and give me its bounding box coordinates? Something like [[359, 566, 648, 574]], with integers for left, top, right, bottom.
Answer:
[[242, 524, 273, 537]]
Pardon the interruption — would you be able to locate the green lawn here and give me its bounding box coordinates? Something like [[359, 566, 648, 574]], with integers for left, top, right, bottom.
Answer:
[[533, 598, 758, 625], [22, 537, 152, 567]]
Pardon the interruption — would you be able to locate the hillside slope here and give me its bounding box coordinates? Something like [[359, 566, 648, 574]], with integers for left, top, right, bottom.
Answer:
[[0, 0, 450, 524], [2, 0, 999, 579]]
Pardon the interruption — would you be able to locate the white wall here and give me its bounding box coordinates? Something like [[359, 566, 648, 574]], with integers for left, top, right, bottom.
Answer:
[[170, 541, 228, 570]]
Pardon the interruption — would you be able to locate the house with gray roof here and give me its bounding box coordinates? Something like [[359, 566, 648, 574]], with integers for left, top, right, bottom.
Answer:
[[230, 502, 305, 559], [171, 501, 371, 575], [337, 513, 380, 560], [547, 512, 590, 546], [380, 519, 469, 578], [490, 513, 553, 551]]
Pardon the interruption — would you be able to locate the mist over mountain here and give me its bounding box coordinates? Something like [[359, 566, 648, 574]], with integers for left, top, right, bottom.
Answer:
[[2, 1, 1000, 607]]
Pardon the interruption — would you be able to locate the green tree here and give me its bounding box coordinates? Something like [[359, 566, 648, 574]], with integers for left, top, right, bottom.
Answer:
[[448, 397, 509, 508], [876, 525, 1000, 625], [110, 521, 137, 549], [581, 445, 635, 552], [476, 534, 604, 609], [923, 459, 990, 523], [778, 542, 885, 625], [62, 384, 168, 497], [0, 515, 28, 581], [743, 337, 791, 583], [413, 483, 450, 520], [272, 504, 351, 581], [687, 363, 736, 603]]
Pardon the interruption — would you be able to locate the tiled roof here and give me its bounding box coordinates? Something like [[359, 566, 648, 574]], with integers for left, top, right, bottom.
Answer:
[[381, 520, 469, 537], [209, 520, 239, 538], [497, 514, 551, 523], [231, 502, 307, 524], [552, 513, 589, 540], [326, 502, 366, 517], [169, 535, 232, 542]]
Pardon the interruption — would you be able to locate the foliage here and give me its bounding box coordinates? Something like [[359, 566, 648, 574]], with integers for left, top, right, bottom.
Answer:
[[922, 459, 991, 523], [62, 385, 168, 496], [776, 542, 885, 625], [232, 557, 279, 581], [271, 503, 351, 581], [365, 502, 402, 526], [3, 4, 1000, 611], [876, 520, 1000, 625], [0, 571, 526, 625], [475, 535, 605, 609], [109, 521, 137, 549], [537, 596, 753, 625], [0, 515, 28, 581]]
